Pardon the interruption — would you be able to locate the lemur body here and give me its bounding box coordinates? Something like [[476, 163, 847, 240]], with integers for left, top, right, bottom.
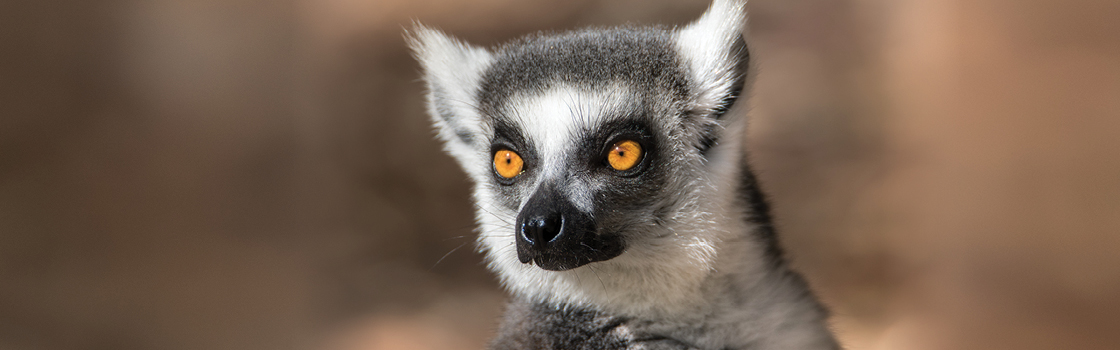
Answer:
[[410, 1, 839, 348]]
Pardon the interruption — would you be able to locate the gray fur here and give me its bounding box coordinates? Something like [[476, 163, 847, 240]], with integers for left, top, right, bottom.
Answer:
[[409, 0, 840, 349], [479, 26, 690, 111]]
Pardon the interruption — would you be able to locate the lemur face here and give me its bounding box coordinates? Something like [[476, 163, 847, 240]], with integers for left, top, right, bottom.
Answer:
[[484, 85, 674, 271], [474, 30, 702, 271], [411, 0, 748, 305]]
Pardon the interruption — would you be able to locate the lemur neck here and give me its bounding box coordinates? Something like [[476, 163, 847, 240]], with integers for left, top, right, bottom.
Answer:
[[642, 156, 794, 319]]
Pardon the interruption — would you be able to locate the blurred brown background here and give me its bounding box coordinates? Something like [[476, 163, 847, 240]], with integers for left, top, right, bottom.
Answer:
[[2, 0, 1119, 349]]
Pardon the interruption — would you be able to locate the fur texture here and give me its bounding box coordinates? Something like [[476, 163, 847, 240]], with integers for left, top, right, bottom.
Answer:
[[409, 0, 839, 348]]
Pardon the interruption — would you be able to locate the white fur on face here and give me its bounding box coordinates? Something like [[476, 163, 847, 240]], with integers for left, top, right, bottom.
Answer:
[[470, 84, 756, 318]]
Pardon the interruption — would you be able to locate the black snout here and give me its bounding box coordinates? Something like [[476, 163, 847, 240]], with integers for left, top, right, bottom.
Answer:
[[515, 183, 624, 271], [519, 210, 563, 248]]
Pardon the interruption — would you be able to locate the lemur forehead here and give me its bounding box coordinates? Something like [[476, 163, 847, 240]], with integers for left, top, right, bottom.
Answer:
[[506, 84, 637, 166], [477, 26, 691, 112]]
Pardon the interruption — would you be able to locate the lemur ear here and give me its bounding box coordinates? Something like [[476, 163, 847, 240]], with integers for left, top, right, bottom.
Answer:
[[676, 0, 749, 119], [407, 25, 493, 156]]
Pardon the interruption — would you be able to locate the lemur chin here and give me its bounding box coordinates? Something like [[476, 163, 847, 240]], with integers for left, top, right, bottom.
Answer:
[[409, 0, 840, 348]]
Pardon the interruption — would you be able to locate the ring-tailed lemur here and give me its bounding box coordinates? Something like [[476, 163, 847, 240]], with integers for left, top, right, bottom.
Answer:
[[409, 0, 839, 348]]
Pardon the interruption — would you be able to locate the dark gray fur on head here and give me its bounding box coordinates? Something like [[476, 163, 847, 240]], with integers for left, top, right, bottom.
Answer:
[[479, 27, 691, 111]]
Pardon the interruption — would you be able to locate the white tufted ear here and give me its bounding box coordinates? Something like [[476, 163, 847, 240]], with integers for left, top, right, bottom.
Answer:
[[675, 0, 749, 118], [407, 25, 494, 164]]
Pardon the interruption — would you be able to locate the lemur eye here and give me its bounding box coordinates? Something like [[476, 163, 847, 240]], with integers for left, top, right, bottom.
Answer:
[[493, 149, 524, 179], [607, 140, 643, 171]]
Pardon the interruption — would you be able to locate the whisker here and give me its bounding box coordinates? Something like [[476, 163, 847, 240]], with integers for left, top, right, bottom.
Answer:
[[474, 204, 514, 226], [430, 241, 470, 271], [587, 265, 607, 290]]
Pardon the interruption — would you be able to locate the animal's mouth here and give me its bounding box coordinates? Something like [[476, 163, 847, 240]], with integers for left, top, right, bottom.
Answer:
[[517, 231, 625, 271]]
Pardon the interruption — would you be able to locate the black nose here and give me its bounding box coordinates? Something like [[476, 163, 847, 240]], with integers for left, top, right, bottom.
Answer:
[[520, 212, 564, 247]]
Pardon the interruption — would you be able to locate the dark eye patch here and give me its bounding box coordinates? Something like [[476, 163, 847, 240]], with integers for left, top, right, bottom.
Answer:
[[576, 117, 656, 175], [486, 115, 539, 209]]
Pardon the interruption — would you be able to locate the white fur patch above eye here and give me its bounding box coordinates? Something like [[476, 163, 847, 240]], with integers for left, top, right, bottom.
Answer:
[[506, 84, 635, 172]]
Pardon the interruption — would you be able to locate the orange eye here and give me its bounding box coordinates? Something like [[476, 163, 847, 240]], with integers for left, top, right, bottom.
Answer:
[[607, 140, 642, 171], [493, 149, 524, 179]]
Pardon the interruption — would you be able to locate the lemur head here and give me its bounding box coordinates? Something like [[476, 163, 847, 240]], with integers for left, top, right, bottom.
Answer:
[[411, 0, 754, 314]]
